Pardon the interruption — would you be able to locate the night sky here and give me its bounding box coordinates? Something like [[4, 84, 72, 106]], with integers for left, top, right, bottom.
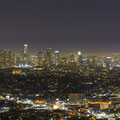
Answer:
[[0, 0, 120, 53]]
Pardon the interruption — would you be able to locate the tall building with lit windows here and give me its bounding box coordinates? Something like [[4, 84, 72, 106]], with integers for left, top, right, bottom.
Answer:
[[16, 44, 30, 67], [0, 49, 15, 68], [23, 44, 29, 64], [78, 51, 82, 64], [24, 44, 28, 56], [105, 57, 112, 68], [37, 52, 43, 65], [55, 51, 60, 65], [44, 48, 52, 65]]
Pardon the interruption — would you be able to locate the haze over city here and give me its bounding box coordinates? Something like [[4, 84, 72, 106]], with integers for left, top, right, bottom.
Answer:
[[0, 0, 120, 53]]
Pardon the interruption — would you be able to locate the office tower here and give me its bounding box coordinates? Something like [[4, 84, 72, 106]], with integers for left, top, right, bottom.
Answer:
[[30, 55, 37, 66], [43, 52, 47, 65], [37, 52, 43, 65], [105, 57, 112, 68], [4, 49, 15, 67], [23, 44, 29, 65], [16, 57, 21, 66], [78, 51, 82, 64], [0, 50, 5, 68], [44, 48, 52, 65], [0, 49, 15, 68], [24, 44, 28, 56], [55, 51, 60, 65], [9, 50, 15, 66]]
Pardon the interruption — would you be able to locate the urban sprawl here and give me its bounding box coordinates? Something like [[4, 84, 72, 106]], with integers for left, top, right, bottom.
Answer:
[[0, 44, 120, 119]]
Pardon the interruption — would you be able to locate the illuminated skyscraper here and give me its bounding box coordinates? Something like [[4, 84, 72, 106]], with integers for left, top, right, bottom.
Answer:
[[30, 55, 37, 66], [78, 51, 82, 64], [23, 44, 29, 64], [105, 57, 112, 68], [24, 44, 28, 56], [17, 44, 30, 66], [44, 48, 52, 65], [37, 52, 43, 65], [0, 49, 15, 68], [55, 51, 60, 65]]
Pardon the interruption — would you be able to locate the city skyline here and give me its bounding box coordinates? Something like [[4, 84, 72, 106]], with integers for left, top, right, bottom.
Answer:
[[0, 0, 120, 53], [1, 1, 120, 119], [2, 43, 120, 55]]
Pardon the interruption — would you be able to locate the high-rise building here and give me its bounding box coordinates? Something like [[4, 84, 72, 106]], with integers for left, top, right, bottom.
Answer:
[[105, 57, 112, 68], [44, 48, 52, 65], [30, 55, 37, 66], [55, 51, 60, 65], [17, 44, 30, 66], [78, 51, 82, 64], [0, 49, 15, 68], [23, 44, 29, 64], [37, 52, 43, 65], [24, 44, 28, 56]]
